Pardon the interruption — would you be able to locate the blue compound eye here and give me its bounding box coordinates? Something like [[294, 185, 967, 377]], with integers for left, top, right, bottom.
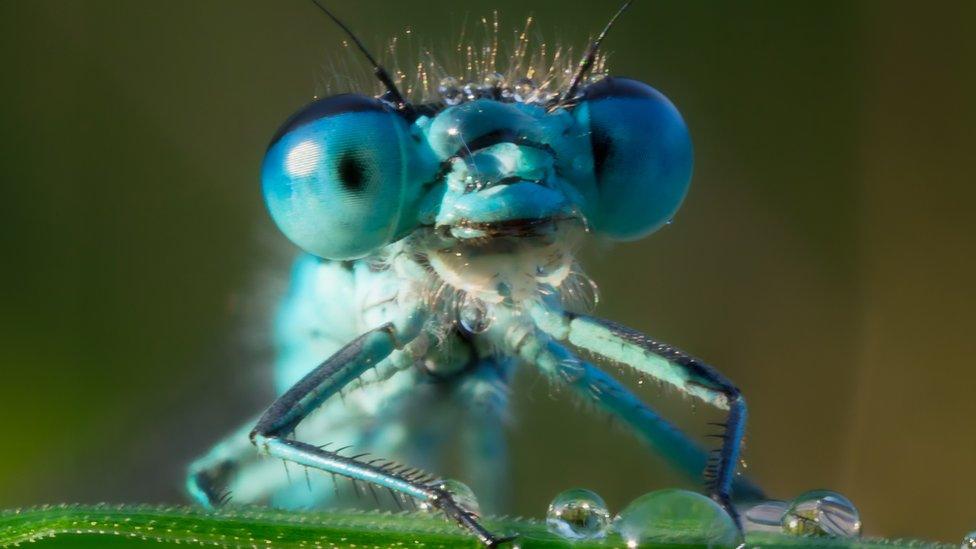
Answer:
[[261, 94, 435, 259], [572, 77, 693, 240]]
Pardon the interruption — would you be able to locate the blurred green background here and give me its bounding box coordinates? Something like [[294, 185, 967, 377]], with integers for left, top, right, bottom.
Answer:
[[1, 0, 974, 544]]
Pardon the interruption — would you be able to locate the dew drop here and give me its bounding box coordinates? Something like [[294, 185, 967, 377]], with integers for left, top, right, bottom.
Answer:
[[457, 295, 493, 334], [437, 77, 463, 105], [614, 489, 742, 548], [434, 479, 481, 517], [781, 490, 861, 538], [546, 488, 611, 541], [962, 530, 976, 548], [585, 73, 606, 85], [513, 78, 538, 102], [482, 72, 504, 89]]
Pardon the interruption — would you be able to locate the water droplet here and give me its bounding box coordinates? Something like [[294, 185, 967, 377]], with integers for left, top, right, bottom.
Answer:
[[434, 479, 480, 517], [513, 78, 538, 102], [482, 72, 504, 89], [961, 530, 976, 548], [437, 77, 463, 105], [585, 73, 606, 85], [781, 490, 861, 538], [741, 500, 789, 533], [546, 488, 611, 541], [614, 489, 742, 548], [561, 273, 600, 313], [458, 295, 493, 334]]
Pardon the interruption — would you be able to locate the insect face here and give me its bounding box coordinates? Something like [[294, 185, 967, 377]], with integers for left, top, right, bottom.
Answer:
[[261, 77, 693, 260]]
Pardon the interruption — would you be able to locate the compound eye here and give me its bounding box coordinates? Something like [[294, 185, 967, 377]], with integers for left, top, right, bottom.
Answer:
[[573, 77, 693, 240], [262, 94, 429, 259]]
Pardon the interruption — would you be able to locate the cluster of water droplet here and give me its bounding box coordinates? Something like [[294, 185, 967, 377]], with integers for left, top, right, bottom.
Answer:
[[541, 487, 873, 546], [437, 75, 556, 106], [544, 488, 741, 547], [420, 483, 976, 548]]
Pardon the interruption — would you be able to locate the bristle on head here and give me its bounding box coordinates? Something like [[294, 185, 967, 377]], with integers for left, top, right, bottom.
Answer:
[[316, 14, 610, 108]]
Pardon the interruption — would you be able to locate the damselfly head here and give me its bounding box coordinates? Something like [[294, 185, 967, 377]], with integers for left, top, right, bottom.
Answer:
[[261, 3, 693, 267]]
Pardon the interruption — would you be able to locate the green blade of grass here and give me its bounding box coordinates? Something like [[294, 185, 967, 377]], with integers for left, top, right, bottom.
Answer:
[[0, 505, 950, 548]]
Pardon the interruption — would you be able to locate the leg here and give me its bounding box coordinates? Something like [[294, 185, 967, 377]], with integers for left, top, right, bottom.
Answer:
[[188, 416, 356, 509], [187, 357, 419, 509], [522, 310, 764, 520], [249, 323, 512, 547]]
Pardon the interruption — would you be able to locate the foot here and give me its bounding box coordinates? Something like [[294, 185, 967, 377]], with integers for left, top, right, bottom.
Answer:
[[711, 491, 744, 533], [186, 461, 236, 508], [430, 488, 517, 547]]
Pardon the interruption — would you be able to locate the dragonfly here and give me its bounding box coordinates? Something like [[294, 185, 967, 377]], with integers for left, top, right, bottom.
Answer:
[[186, 1, 764, 545]]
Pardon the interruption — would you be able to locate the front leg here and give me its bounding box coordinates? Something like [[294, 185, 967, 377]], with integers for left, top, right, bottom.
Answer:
[[528, 307, 765, 520], [249, 321, 512, 547]]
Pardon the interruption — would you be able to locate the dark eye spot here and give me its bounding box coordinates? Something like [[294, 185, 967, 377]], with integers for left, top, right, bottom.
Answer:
[[591, 126, 613, 182], [337, 153, 367, 192]]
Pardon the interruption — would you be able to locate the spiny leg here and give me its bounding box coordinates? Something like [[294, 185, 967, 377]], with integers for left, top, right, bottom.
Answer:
[[249, 322, 513, 547], [188, 415, 360, 509], [525, 309, 764, 522], [187, 348, 420, 509], [350, 371, 459, 510]]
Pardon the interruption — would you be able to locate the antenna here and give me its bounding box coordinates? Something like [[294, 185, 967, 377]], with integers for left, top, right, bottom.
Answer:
[[557, 0, 634, 107], [308, 0, 410, 111]]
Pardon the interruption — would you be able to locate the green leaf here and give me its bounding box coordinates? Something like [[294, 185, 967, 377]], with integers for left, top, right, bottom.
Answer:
[[0, 505, 949, 548]]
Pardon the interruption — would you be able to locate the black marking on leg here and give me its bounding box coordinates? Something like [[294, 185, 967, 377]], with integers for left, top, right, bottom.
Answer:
[[387, 488, 404, 511], [406, 494, 418, 511], [216, 489, 233, 506], [367, 482, 382, 506]]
